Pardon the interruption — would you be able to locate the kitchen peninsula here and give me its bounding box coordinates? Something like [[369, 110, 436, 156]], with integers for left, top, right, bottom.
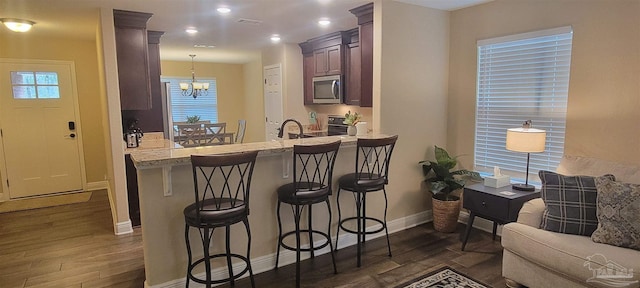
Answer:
[[129, 134, 390, 287]]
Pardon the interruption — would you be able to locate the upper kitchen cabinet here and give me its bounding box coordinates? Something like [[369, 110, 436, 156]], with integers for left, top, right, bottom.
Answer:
[[314, 44, 342, 76], [344, 28, 361, 106], [114, 10, 153, 110], [300, 31, 350, 77], [300, 31, 351, 105], [349, 3, 373, 107]]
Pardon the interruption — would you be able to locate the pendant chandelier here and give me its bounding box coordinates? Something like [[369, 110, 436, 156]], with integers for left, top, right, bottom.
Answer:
[[179, 54, 209, 98]]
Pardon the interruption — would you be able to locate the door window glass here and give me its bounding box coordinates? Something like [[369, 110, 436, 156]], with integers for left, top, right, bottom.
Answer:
[[10, 71, 60, 99]]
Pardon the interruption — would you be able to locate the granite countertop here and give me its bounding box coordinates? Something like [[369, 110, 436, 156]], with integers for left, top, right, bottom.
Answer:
[[129, 134, 390, 169], [123, 132, 182, 154]]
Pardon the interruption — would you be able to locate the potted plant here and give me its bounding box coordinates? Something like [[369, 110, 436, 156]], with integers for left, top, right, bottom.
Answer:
[[343, 111, 361, 136], [419, 146, 482, 233], [186, 115, 201, 124]]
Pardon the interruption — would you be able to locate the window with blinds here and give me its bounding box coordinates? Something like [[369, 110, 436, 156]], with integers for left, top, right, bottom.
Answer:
[[474, 26, 573, 182], [161, 77, 218, 123]]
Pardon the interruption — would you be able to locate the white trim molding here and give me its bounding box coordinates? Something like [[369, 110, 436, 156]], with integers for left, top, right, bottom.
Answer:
[[145, 210, 433, 288], [115, 220, 133, 235], [86, 181, 109, 191]]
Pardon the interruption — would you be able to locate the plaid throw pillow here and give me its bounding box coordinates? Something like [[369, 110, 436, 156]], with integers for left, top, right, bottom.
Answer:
[[539, 171, 616, 236]]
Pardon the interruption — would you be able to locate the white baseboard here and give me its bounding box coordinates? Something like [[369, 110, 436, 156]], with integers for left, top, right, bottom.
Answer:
[[86, 181, 109, 191], [115, 220, 134, 235], [145, 210, 433, 288]]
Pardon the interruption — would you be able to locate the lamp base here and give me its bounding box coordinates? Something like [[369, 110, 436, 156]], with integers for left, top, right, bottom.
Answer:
[[512, 183, 536, 192]]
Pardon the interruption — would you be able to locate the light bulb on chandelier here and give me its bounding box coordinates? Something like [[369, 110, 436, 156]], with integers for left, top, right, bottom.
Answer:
[[180, 54, 209, 98]]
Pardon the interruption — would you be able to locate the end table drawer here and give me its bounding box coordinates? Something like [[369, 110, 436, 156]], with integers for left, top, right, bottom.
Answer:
[[463, 191, 509, 221]]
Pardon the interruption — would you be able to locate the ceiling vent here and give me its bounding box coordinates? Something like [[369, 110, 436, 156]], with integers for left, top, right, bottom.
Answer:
[[237, 18, 263, 25]]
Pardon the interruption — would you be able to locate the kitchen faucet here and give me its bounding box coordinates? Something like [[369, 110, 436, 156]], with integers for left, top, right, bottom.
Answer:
[[277, 119, 304, 139]]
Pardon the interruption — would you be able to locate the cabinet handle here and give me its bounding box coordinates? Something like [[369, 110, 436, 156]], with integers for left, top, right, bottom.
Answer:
[[331, 80, 337, 98], [481, 201, 486, 207]]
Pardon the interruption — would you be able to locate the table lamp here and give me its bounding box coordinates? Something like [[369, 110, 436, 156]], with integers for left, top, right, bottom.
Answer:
[[506, 120, 546, 191]]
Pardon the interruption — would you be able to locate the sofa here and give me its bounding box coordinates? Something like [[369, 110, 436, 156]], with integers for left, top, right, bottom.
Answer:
[[501, 155, 640, 288]]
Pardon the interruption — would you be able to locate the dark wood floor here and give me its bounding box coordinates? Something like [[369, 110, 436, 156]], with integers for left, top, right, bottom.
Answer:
[[0, 190, 506, 287]]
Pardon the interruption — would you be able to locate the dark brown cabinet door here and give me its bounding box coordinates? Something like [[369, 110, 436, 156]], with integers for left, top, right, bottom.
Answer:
[[303, 54, 315, 105], [345, 43, 361, 106], [114, 10, 153, 110], [326, 45, 342, 75], [359, 22, 373, 107], [313, 45, 342, 76], [314, 49, 327, 76]]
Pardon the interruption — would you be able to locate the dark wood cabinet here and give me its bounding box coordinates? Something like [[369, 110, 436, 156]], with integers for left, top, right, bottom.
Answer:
[[122, 30, 165, 133], [300, 31, 351, 104], [349, 3, 373, 107], [314, 44, 342, 76], [114, 10, 153, 110], [345, 30, 361, 106], [125, 154, 141, 227], [303, 53, 315, 105]]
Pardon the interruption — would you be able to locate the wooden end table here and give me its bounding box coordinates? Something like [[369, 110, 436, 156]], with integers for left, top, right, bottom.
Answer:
[[461, 182, 539, 251]]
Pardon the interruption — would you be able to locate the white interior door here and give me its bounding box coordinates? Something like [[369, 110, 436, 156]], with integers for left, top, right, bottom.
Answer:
[[264, 64, 283, 141], [0, 60, 84, 199]]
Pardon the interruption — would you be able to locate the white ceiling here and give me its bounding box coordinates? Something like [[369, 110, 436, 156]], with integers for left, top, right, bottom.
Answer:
[[0, 0, 491, 64]]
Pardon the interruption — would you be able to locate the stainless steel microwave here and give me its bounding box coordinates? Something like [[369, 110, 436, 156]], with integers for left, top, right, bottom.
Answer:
[[312, 75, 342, 104]]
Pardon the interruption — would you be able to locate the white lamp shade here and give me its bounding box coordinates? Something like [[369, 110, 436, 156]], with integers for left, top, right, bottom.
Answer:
[[179, 82, 189, 90], [202, 82, 210, 90], [192, 82, 203, 90], [506, 127, 546, 153]]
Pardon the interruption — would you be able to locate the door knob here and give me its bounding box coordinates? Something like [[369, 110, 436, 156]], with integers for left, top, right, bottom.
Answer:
[[70, 133, 76, 138]]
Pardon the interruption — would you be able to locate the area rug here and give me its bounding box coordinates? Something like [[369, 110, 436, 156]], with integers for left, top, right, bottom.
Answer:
[[395, 266, 490, 288]]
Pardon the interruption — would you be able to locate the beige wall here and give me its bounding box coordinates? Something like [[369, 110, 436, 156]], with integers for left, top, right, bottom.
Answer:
[[161, 60, 248, 139], [448, 0, 640, 167], [377, 0, 451, 215], [0, 33, 109, 192], [242, 58, 266, 143]]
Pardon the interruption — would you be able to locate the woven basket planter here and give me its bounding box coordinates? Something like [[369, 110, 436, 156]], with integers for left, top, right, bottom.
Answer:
[[432, 196, 461, 233]]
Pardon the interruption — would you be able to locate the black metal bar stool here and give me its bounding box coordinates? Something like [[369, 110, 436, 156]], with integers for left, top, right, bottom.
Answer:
[[184, 151, 259, 288], [275, 140, 341, 287], [335, 135, 398, 267]]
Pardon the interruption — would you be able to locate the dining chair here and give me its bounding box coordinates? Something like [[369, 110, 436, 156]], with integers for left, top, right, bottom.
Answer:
[[203, 123, 229, 145], [176, 124, 205, 147], [236, 120, 247, 144]]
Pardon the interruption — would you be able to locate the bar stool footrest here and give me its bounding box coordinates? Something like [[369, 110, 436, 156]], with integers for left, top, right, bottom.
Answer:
[[280, 229, 332, 252], [187, 253, 251, 285], [338, 216, 386, 235]]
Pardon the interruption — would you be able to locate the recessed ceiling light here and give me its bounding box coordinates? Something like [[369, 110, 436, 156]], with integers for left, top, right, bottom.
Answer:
[[318, 18, 331, 26], [217, 7, 231, 14], [270, 34, 281, 43], [0, 18, 35, 32], [185, 27, 198, 34]]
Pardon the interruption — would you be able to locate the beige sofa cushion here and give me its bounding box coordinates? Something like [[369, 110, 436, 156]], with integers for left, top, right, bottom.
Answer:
[[502, 223, 640, 285]]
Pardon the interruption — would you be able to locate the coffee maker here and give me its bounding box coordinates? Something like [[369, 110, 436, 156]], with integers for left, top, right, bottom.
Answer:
[[124, 119, 143, 148]]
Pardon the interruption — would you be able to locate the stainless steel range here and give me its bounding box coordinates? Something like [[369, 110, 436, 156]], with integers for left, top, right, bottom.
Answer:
[[327, 115, 348, 136]]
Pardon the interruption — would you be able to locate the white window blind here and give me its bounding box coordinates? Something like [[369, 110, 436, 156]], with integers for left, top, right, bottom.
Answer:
[[474, 26, 573, 181], [161, 77, 218, 123]]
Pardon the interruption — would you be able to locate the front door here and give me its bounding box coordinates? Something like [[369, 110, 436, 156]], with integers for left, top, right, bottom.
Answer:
[[0, 60, 84, 199]]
